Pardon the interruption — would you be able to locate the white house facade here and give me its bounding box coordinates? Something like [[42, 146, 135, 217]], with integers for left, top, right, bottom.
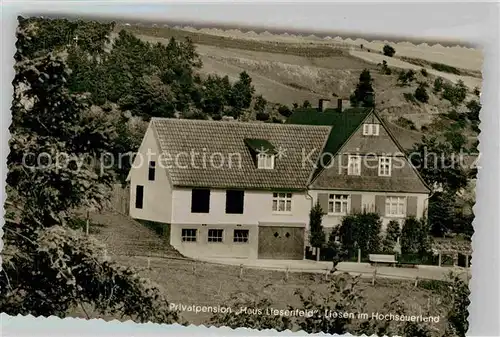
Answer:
[[128, 104, 430, 260]]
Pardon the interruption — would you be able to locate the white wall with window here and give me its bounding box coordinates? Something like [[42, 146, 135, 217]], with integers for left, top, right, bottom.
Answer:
[[363, 123, 380, 136], [348, 155, 361, 175], [385, 196, 406, 217], [328, 194, 350, 214], [272, 192, 292, 213], [378, 157, 392, 176], [257, 153, 275, 169]]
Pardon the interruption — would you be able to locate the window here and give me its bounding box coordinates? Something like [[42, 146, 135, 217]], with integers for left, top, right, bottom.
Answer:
[[272, 192, 292, 212], [257, 153, 275, 169], [191, 189, 210, 213], [148, 161, 156, 181], [226, 190, 245, 214], [363, 123, 380, 136], [181, 228, 197, 242], [378, 157, 392, 176], [348, 155, 361, 175], [135, 185, 144, 209], [233, 229, 249, 243], [385, 196, 406, 217], [208, 229, 224, 243], [328, 194, 349, 214]]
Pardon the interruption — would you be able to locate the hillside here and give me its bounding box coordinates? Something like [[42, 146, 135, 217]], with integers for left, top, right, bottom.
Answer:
[[120, 25, 481, 150]]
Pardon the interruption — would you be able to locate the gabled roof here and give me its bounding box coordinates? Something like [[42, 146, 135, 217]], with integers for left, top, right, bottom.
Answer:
[[287, 107, 431, 193], [287, 107, 373, 179], [287, 107, 372, 158], [151, 118, 332, 190]]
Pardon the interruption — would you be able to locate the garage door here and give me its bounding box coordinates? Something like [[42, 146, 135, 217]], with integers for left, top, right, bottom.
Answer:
[[258, 226, 305, 260]]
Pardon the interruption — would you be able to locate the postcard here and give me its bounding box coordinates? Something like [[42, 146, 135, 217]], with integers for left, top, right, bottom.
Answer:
[[1, 5, 488, 336]]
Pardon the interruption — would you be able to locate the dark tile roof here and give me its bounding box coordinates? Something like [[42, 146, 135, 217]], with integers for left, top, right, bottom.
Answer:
[[287, 107, 372, 159], [152, 118, 332, 190], [287, 107, 430, 193]]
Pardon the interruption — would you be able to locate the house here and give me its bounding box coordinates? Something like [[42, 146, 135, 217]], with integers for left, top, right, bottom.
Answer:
[[128, 118, 332, 260], [127, 100, 430, 260], [287, 98, 430, 233]]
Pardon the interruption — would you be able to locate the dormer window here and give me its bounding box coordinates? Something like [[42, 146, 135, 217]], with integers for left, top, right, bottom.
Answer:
[[244, 138, 277, 170], [363, 123, 380, 136], [257, 153, 275, 169]]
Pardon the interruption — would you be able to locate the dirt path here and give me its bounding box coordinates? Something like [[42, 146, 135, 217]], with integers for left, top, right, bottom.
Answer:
[[89, 211, 183, 258]]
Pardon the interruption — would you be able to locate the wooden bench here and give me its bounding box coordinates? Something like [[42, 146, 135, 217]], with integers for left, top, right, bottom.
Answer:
[[369, 254, 397, 267]]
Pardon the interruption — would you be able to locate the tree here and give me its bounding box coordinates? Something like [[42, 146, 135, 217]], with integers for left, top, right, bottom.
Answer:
[[253, 95, 267, 114], [302, 100, 312, 108], [397, 69, 416, 86], [428, 192, 455, 237], [473, 86, 481, 97], [383, 44, 396, 57], [442, 80, 468, 106], [309, 202, 326, 248], [465, 99, 481, 123], [409, 136, 469, 195], [379, 60, 391, 75], [229, 71, 255, 113], [445, 130, 467, 151], [420, 68, 428, 77], [2, 18, 179, 322], [400, 217, 430, 254], [350, 69, 375, 108], [414, 83, 429, 103], [433, 77, 444, 93]]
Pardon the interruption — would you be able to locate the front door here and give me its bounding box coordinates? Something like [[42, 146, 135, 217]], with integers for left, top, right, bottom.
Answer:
[[258, 226, 305, 260]]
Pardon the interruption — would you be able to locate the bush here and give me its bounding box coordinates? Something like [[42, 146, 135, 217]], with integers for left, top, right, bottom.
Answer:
[[431, 62, 460, 75], [414, 84, 429, 103], [255, 111, 270, 121], [338, 213, 382, 256], [442, 80, 467, 106], [420, 68, 428, 77], [433, 77, 444, 93], [383, 44, 396, 57], [277, 104, 292, 117], [466, 99, 481, 122], [400, 216, 430, 254], [403, 92, 417, 103], [395, 116, 417, 130], [397, 69, 416, 86], [382, 220, 401, 252]]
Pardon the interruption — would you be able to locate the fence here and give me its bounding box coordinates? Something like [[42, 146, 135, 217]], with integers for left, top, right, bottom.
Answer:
[[109, 183, 130, 214], [306, 246, 472, 268]]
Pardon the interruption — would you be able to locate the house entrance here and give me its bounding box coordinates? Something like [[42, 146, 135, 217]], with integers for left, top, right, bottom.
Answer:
[[257, 226, 305, 260]]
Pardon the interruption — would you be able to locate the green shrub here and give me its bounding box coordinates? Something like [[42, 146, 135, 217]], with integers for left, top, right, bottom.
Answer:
[[414, 84, 429, 103], [401, 216, 430, 254], [338, 213, 382, 256], [433, 77, 444, 93], [420, 68, 428, 77], [431, 62, 461, 75], [383, 44, 396, 57], [395, 116, 417, 130]]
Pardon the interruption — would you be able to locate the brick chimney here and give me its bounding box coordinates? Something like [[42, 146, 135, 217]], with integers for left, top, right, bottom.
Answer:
[[337, 98, 351, 112], [318, 99, 330, 112]]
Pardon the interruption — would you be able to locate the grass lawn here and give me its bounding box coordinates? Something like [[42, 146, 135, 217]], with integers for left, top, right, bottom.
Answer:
[[70, 254, 451, 334]]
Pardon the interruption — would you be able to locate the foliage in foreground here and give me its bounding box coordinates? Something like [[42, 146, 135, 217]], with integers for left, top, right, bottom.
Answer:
[[1, 16, 178, 322]]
